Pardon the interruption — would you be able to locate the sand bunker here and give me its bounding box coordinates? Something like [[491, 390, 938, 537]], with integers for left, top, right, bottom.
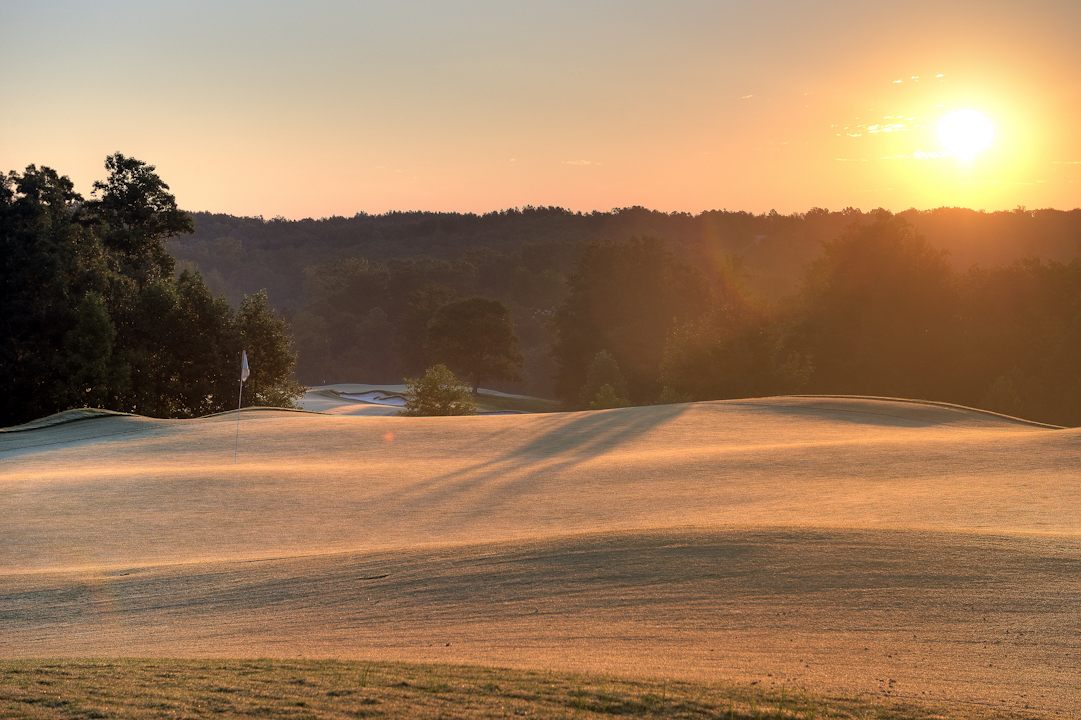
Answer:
[[2, 396, 1078, 716], [298, 385, 532, 416]]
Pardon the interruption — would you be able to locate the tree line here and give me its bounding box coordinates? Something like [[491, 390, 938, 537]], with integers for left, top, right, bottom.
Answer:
[[7, 154, 1081, 427], [173, 202, 1081, 419], [550, 212, 1081, 427], [173, 204, 1081, 312], [276, 208, 1081, 427], [1, 155, 302, 427]]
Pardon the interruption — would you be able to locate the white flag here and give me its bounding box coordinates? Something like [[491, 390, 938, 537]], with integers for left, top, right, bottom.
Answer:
[[240, 350, 250, 381]]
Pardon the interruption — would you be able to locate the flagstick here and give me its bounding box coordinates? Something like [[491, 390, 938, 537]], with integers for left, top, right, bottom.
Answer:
[[234, 378, 244, 464]]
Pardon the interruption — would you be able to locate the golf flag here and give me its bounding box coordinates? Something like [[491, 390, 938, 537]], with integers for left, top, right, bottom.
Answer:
[[235, 350, 248, 464]]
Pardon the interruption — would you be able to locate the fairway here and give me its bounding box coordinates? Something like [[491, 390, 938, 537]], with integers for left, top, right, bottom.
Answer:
[[2, 397, 1079, 717]]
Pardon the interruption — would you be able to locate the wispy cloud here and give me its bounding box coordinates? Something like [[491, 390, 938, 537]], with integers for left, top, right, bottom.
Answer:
[[1053, 161, 1081, 164], [834, 158, 868, 162], [562, 160, 597, 165], [839, 116, 930, 139], [741, 94, 754, 99], [881, 151, 951, 160], [864, 123, 909, 133]]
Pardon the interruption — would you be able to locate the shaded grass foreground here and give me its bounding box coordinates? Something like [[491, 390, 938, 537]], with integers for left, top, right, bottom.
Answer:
[[0, 659, 1046, 720]]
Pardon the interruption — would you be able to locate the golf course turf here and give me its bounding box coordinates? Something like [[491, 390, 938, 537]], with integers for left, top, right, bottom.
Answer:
[[2, 396, 1077, 717]]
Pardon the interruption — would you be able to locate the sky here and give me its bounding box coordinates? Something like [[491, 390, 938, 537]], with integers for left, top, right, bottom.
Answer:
[[2, 0, 1079, 219]]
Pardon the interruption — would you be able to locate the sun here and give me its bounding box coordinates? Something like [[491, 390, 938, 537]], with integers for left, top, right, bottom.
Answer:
[[937, 109, 995, 160]]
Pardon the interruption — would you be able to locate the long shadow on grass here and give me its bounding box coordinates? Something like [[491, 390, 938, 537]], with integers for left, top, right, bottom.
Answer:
[[377, 403, 692, 512]]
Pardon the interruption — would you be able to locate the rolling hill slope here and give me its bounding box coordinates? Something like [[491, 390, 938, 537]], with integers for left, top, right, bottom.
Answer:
[[2, 397, 1079, 716]]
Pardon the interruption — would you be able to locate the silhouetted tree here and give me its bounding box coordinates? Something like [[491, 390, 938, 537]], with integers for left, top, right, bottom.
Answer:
[[0, 157, 302, 427], [425, 296, 524, 394], [792, 211, 960, 401], [957, 257, 1081, 425], [395, 283, 457, 378], [0, 165, 106, 423], [56, 291, 117, 412], [83, 153, 194, 287]]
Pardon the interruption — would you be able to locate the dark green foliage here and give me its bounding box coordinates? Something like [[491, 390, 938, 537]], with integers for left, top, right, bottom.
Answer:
[[0, 156, 302, 427], [290, 256, 394, 385], [83, 153, 194, 287], [424, 297, 525, 394], [57, 292, 117, 411], [400, 364, 477, 416], [550, 236, 711, 406], [289, 248, 564, 396], [238, 290, 305, 408], [579, 350, 629, 409], [1, 165, 105, 423], [395, 283, 458, 379], [14, 163, 1081, 424], [778, 211, 1081, 425], [173, 205, 1081, 321], [170, 204, 1081, 407]]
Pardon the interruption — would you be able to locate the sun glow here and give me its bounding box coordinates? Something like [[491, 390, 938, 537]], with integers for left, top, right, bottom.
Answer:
[[937, 109, 995, 160]]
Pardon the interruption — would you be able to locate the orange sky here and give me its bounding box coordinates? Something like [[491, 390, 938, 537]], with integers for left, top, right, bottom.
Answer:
[[2, 1, 1079, 219]]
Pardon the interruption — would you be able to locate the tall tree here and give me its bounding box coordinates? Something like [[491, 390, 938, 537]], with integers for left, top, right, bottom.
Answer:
[[395, 283, 457, 378], [424, 296, 524, 394], [83, 153, 194, 287], [56, 291, 118, 412], [578, 350, 629, 408], [0, 165, 106, 423]]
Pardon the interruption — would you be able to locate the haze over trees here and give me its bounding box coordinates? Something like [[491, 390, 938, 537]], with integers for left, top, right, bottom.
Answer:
[[0, 155, 302, 427], [169, 204, 1081, 412], [173, 204, 1081, 313], [549, 236, 711, 405], [578, 350, 630, 410], [150, 203, 1081, 426]]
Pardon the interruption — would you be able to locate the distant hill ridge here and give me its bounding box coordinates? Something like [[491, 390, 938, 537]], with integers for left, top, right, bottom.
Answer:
[[173, 205, 1081, 310]]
